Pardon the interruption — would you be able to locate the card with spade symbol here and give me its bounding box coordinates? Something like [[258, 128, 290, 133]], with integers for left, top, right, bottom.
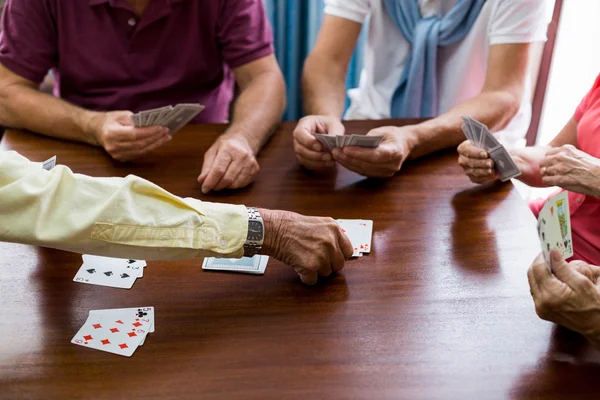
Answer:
[[82, 255, 146, 278], [89, 307, 155, 345], [73, 262, 138, 289]]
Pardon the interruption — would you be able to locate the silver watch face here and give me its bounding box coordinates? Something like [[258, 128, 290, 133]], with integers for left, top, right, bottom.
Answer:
[[247, 220, 264, 241]]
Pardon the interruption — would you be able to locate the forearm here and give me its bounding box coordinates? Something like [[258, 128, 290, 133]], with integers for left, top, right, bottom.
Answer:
[[302, 55, 347, 117], [407, 90, 521, 160], [0, 151, 248, 260], [0, 83, 101, 144], [226, 71, 286, 154]]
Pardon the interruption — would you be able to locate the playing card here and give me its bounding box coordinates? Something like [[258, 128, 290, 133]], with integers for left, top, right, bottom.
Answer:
[[202, 255, 269, 275], [348, 135, 383, 148], [461, 118, 474, 143], [164, 104, 205, 134], [82, 255, 146, 278], [71, 316, 149, 357], [337, 219, 374, 257], [89, 307, 155, 345], [41, 156, 57, 171], [314, 133, 334, 152], [480, 128, 502, 151], [153, 106, 174, 126], [74, 262, 138, 289], [537, 192, 573, 264], [489, 146, 521, 181]]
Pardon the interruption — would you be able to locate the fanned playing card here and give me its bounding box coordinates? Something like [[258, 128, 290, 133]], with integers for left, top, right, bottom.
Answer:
[[89, 307, 155, 346], [71, 316, 149, 357], [461, 116, 521, 181]]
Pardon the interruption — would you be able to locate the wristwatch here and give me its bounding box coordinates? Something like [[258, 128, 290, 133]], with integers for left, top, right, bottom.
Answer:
[[243, 207, 264, 257]]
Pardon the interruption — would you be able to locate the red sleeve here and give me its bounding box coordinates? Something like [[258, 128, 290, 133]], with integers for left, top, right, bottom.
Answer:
[[216, 0, 274, 69], [0, 0, 57, 83], [575, 74, 600, 122]]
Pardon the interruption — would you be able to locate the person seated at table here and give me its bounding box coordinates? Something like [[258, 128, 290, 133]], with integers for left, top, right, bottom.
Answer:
[[457, 72, 600, 266], [528, 250, 600, 349], [293, 0, 552, 177], [0, 150, 352, 285], [0, 0, 285, 194]]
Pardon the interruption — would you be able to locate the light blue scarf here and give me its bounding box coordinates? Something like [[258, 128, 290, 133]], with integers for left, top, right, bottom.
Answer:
[[383, 0, 487, 118]]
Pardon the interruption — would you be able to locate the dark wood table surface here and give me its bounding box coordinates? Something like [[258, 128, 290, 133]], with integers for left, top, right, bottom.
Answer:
[[1, 121, 599, 400]]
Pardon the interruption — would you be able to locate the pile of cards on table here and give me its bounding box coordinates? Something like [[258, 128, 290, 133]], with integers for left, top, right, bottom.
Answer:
[[461, 116, 521, 182], [73, 255, 147, 289], [337, 219, 373, 257], [537, 191, 573, 264], [71, 307, 155, 357], [132, 103, 205, 134], [313, 133, 383, 151], [202, 255, 269, 275]]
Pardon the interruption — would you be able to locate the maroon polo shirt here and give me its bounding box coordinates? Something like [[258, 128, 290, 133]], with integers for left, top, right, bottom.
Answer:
[[0, 0, 274, 123]]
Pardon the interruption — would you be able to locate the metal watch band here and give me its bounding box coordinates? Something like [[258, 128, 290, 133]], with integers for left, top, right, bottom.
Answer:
[[243, 207, 264, 258]]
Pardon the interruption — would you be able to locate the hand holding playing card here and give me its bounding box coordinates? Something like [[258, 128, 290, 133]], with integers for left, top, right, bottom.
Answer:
[[540, 144, 600, 197], [527, 250, 600, 349], [260, 209, 354, 285], [332, 126, 410, 177], [292, 115, 344, 171], [91, 111, 171, 162], [457, 140, 499, 184], [197, 134, 260, 193]]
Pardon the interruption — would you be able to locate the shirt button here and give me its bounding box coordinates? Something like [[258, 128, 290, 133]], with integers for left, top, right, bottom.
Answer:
[[577, 197, 583, 204], [220, 240, 228, 249], [128, 18, 137, 27]]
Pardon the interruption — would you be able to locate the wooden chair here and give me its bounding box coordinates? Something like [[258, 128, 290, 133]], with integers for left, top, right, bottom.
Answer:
[[525, 0, 564, 146]]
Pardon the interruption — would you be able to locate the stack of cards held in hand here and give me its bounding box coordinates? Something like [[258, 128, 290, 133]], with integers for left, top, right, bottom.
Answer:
[[313, 134, 383, 152], [337, 219, 373, 257], [71, 307, 155, 357], [132, 103, 205, 134], [202, 255, 269, 275], [537, 192, 573, 264], [461, 116, 521, 182], [73, 255, 147, 289]]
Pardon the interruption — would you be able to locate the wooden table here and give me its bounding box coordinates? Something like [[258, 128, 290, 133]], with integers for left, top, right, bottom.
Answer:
[[1, 121, 598, 400]]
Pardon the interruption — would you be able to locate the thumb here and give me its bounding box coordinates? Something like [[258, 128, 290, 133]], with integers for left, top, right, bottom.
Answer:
[[296, 268, 318, 286], [113, 111, 135, 127], [325, 118, 345, 136], [550, 249, 588, 289]]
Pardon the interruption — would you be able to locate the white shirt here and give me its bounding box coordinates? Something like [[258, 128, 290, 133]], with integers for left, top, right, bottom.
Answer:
[[325, 0, 554, 144]]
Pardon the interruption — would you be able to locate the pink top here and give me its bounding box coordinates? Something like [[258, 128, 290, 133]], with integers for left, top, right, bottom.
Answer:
[[530, 74, 600, 265]]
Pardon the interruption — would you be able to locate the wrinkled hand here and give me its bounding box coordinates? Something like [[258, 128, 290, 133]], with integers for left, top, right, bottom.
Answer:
[[540, 145, 600, 197], [457, 140, 499, 184], [331, 126, 410, 177], [92, 111, 171, 162], [292, 115, 345, 171], [527, 250, 600, 348], [261, 209, 354, 285], [197, 134, 259, 193]]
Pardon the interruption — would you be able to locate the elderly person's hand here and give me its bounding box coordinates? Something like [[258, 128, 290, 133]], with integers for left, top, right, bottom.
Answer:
[[457, 140, 499, 184], [331, 126, 412, 178], [260, 209, 354, 285], [527, 250, 600, 348], [197, 133, 260, 193], [540, 144, 600, 197], [292, 115, 344, 171]]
